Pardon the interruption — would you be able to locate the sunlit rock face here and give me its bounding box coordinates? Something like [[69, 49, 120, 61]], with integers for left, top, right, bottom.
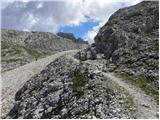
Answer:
[[95, 1, 158, 90]]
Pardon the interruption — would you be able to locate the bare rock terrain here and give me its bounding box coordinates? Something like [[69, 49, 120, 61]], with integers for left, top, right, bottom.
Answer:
[[1, 29, 87, 72], [77, 1, 159, 91], [2, 1, 159, 119]]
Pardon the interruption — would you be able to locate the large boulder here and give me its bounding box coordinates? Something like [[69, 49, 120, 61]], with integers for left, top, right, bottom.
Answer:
[[94, 1, 159, 90]]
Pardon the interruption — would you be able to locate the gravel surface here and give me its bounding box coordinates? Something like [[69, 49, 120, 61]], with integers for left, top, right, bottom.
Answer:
[[1, 49, 79, 118], [102, 72, 159, 119], [1, 50, 158, 119]]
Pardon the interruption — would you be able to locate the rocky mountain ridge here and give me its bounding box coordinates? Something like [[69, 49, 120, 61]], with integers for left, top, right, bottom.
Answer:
[[56, 32, 88, 44], [3, 1, 159, 119]]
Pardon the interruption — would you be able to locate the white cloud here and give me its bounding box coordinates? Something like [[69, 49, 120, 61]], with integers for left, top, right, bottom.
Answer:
[[83, 22, 104, 44], [2, 1, 87, 33], [1, 0, 142, 43], [82, 0, 142, 43]]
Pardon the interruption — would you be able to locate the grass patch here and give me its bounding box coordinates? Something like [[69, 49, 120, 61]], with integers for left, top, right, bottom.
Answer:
[[23, 47, 48, 58], [124, 95, 138, 118], [125, 95, 136, 111], [72, 72, 88, 92], [57, 100, 64, 108], [1, 45, 21, 57], [118, 73, 159, 104], [126, 95, 134, 106], [2, 44, 49, 59], [1, 58, 21, 63], [102, 76, 138, 118]]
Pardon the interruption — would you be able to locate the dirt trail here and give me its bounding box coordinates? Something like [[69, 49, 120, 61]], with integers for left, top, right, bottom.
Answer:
[[102, 72, 159, 119], [1, 49, 79, 118], [1, 51, 159, 119]]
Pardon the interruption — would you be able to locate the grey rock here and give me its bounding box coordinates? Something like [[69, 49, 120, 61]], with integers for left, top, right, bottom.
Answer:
[[1, 29, 87, 72], [75, 1, 159, 90], [75, 46, 97, 61], [6, 56, 136, 119], [141, 103, 150, 108], [4, 1, 158, 119], [94, 1, 159, 90]]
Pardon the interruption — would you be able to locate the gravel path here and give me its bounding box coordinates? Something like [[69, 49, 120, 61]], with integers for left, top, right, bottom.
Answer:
[[1, 51, 159, 119], [1, 49, 79, 118], [102, 72, 159, 119]]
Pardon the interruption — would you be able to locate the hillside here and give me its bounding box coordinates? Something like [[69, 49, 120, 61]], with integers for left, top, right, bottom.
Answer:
[[1, 50, 79, 118], [1, 29, 87, 72], [57, 32, 88, 44], [3, 1, 159, 119], [77, 1, 159, 90]]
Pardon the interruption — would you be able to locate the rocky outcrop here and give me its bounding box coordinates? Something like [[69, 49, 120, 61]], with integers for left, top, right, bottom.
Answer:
[[77, 1, 159, 90], [6, 55, 137, 119], [57, 32, 88, 44], [75, 45, 97, 61], [1, 29, 87, 72], [3, 1, 159, 119], [57, 32, 76, 41]]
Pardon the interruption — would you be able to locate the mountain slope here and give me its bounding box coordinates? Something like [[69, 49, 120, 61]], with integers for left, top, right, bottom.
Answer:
[[77, 1, 159, 90], [57, 32, 88, 44], [1, 29, 87, 72], [5, 50, 158, 119], [5, 53, 138, 119], [1, 50, 79, 118], [95, 1, 159, 90], [3, 1, 159, 119]]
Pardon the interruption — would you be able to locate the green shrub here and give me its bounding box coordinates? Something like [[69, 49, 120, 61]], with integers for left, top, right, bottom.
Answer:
[[72, 73, 88, 91]]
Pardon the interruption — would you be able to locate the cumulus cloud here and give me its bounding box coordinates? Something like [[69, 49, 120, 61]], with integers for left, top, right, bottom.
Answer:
[[83, 22, 103, 43], [1, 0, 141, 43], [2, 1, 87, 33], [82, 0, 142, 43]]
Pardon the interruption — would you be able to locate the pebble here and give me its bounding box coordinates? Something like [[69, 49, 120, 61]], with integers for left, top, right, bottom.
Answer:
[[141, 103, 150, 108]]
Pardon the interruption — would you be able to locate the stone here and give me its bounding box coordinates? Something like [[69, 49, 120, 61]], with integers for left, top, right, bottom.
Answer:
[[1, 29, 87, 72], [77, 1, 159, 90], [141, 103, 150, 108], [5, 1, 158, 119], [6, 56, 137, 119]]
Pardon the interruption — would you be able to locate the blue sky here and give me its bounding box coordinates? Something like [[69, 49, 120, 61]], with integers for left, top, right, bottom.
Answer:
[[1, 0, 141, 43], [59, 21, 99, 39]]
